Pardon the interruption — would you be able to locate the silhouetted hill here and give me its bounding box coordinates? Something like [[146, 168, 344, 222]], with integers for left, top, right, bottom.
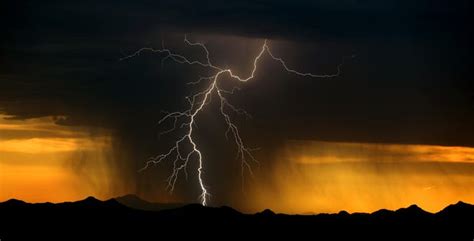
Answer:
[[115, 194, 184, 211], [438, 201, 474, 217], [61, 196, 125, 209], [1, 199, 27, 207], [0, 198, 473, 240], [256, 208, 275, 217]]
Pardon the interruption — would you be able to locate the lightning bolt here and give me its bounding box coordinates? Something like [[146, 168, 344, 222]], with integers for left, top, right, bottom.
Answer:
[[122, 35, 349, 206]]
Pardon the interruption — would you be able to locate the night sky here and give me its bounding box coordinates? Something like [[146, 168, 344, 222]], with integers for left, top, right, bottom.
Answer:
[[1, 0, 473, 213]]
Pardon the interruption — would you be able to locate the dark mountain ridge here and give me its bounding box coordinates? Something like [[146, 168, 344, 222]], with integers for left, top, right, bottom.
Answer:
[[0, 196, 473, 240]]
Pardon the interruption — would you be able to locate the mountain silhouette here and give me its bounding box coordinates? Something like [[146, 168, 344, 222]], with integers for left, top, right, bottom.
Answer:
[[115, 194, 184, 211], [0, 197, 472, 240], [438, 201, 474, 217]]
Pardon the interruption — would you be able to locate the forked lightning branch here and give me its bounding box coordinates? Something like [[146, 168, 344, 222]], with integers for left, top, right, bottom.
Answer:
[[122, 35, 346, 206]]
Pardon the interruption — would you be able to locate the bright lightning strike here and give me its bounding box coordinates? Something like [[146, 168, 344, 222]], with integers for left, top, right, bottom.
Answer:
[[122, 35, 348, 206]]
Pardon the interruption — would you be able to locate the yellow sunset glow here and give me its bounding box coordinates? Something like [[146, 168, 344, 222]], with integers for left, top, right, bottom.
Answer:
[[248, 141, 474, 214], [0, 115, 113, 203], [0, 138, 81, 153], [2, 114, 474, 213]]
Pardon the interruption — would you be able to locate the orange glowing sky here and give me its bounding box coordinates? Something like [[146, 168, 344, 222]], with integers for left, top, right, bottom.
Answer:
[[248, 141, 474, 213], [0, 115, 114, 202], [1, 114, 474, 213]]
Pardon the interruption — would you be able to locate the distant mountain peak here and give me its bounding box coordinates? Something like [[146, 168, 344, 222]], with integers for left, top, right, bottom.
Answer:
[[84, 196, 100, 201], [372, 208, 392, 215], [401, 204, 424, 211], [439, 200, 474, 215], [338, 210, 350, 216], [455, 201, 469, 206], [257, 209, 275, 216], [3, 199, 26, 205], [76, 196, 102, 204], [114, 194, 185, 211]]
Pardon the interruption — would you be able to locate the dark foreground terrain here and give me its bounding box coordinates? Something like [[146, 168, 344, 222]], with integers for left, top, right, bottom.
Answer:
[[0, 196, 473, 240]]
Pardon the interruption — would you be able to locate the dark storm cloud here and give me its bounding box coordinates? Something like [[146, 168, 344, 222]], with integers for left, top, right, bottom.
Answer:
[[1, 0, 472, 134], [1, 0, 473, 204]]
